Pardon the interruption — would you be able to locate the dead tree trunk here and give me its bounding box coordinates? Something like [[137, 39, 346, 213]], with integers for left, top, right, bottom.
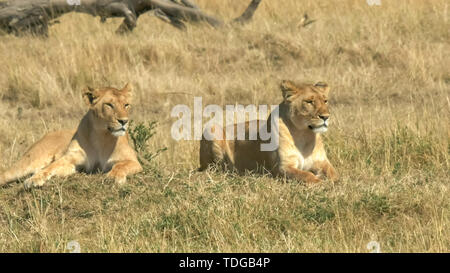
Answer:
[[0, 0, 262, 36]]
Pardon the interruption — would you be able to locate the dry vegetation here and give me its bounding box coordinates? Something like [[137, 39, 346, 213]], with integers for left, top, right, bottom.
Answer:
[[0, 0, 449, 252]]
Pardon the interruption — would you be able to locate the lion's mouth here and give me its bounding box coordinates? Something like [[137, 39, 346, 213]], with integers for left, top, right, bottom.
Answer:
[[308, 124, 328, 133], [308, 119, 329, 131], [308, 124, 327, 129], [108, 126, 127, 136]]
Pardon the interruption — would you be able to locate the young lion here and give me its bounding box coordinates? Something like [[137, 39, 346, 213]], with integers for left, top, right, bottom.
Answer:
[[0, 83, 142, 188], [199, 80, 338, 184]]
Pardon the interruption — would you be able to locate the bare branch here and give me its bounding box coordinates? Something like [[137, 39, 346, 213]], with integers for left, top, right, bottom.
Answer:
[[180, 0, 200, 10], [152, 8, 186, 30], [232, 0, 262, 24]]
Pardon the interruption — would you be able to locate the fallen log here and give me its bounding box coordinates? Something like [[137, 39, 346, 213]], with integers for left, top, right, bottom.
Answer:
[[0, 0, 262, 36]]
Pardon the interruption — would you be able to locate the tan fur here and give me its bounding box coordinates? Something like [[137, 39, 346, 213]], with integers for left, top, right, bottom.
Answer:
[[0, 83, 142, 188], [199, 80, 338, 184]]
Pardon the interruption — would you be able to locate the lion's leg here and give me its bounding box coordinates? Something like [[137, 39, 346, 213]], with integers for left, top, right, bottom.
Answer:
[[199, 138, 223, 171], [281, 166, 321, 184], [199, 139, 211, 171], [0, 155, 51, 187], [107, 160, 142, 184], [199, 124, 233, 171], [312, 160, 339, 182], [23, 148, 85, 189], [0, 130, 74, 186]]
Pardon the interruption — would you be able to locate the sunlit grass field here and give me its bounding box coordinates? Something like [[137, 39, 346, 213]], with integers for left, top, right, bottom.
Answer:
[[0, 0, 448, 252]]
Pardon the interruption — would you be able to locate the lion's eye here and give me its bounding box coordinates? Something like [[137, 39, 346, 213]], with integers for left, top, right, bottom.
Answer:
[[105, 103, 114, 109], [125, 104, 130, 109], [305, 100, 313, 104], [324, 100, 328, 104]]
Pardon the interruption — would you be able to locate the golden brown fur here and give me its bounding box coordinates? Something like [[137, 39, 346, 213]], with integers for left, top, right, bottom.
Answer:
[[199, 80, 338, 184], [0, 83, 142, 188]]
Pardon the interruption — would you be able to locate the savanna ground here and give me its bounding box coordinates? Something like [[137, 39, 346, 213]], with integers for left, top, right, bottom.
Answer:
[[0, 0, 449, 252]]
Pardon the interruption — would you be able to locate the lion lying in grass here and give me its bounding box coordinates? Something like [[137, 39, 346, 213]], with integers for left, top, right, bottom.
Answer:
[[199, 80, 338, 184], [0, 83, 142, 188]]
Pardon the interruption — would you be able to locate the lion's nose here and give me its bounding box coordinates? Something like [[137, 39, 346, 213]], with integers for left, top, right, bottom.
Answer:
[[118, 119, 128, 126], [319, 115, 329, 121]]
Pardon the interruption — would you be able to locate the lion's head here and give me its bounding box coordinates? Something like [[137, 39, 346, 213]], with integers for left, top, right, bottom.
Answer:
[[82, 83, 133, 137], [280, 80, 331, 133]]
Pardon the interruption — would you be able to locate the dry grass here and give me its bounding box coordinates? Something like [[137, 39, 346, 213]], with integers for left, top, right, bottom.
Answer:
[[0, 0, 449, 252]]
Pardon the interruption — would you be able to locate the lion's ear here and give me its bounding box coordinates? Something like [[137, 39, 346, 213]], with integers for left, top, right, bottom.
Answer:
[[314, 82, 330, 96], [82, 86, 100, 106], [121, 83, 133, 103], [280, 80, 298, 100], [122, 82, 133, 94]]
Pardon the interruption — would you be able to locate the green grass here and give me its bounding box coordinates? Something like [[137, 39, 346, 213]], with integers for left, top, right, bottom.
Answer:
[[0, 127, 448, 252]]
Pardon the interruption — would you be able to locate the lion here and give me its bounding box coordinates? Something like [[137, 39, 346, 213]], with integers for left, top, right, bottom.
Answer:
[[0, 83, 142, 188], [199, 80, 338, 184]]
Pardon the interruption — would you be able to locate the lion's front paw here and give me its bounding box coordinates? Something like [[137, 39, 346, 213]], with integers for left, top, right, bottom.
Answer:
[[24, 176, 46, 189], [107, 170, 127, 185], [304, 173, 321, 184], [114, 175, 127, 185]]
